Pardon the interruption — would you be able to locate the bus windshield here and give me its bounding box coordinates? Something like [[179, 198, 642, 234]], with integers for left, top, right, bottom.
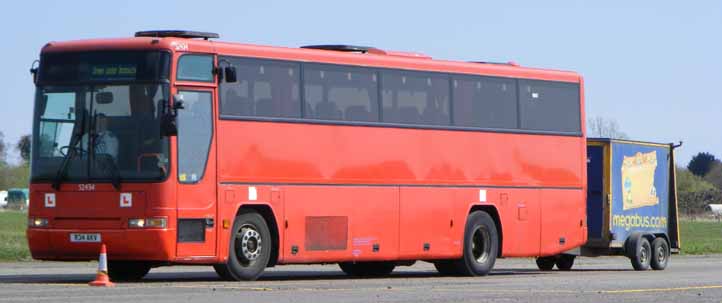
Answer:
[[32, 83, 170, 183], [32, 51, 171, 184]]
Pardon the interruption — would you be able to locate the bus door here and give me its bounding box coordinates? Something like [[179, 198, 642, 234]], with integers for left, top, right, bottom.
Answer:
[[175, 88, 218, 257]]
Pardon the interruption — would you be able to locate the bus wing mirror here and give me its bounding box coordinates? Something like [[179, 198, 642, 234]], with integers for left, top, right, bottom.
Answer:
[[30, 60, 39, 84], [160, 94, 185, 137], [224, 66, 237, 83]]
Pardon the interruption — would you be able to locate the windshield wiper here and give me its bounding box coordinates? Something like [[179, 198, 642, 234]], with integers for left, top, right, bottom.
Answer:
[[51, 109, 87, 191]]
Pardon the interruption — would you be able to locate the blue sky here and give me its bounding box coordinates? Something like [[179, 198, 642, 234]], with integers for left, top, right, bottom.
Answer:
[[0, 1, 719, 165]]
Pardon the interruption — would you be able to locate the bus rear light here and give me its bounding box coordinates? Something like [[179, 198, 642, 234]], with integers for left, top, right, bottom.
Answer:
[[28, 217, 49, 228], [128, 217, 167, 229]]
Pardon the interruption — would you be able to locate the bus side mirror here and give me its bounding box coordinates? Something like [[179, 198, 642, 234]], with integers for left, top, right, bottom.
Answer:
[[30, 60, 39, 84], [160, 94, 184, 137], [224, 66, 237, 83]]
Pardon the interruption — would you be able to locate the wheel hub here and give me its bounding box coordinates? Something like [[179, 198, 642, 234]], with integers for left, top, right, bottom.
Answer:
[[640, 246, 648, 264], [238, 226, 262, 262], [472, 226, 491, 264], [656, 246, 666, 263]]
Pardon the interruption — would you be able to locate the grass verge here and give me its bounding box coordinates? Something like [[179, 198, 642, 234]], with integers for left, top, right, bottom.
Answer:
[[679, 219, 722, 255], [0, 210, 30, 261]]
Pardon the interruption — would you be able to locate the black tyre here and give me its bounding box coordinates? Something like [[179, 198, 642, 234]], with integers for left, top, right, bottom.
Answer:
[[433, 260, 459, 275], [339, 261, 395, 277], [216, 211, 273, 281], [108, 261, 151, 281], [650, 237, 669, 270], [213, 264, 233, 280], [452, 211, 499, 276], [555, 254, 575, 271], [629, 236, 652, 271], [536, 256, 556, 271]]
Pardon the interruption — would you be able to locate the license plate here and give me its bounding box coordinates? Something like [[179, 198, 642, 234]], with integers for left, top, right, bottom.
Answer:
[[69, 233, 101, 243]]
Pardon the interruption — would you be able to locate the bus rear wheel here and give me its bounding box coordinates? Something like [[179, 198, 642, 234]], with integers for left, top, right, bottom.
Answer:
[[536, 256, 556, 271], [339, 262, 396, 277], [216, 211, 272, 281], [555, 254, 575, 271], [108, 261, 151, 281], [453, 211, 499, 276]]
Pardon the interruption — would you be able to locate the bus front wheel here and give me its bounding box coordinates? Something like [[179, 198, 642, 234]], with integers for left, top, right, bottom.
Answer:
[[217, 211, 272, 281]]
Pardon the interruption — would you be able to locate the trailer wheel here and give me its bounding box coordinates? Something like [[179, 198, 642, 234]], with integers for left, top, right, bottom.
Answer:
[[555, 254, 575, 271], [451, 211, 498, 276], [535, 257, 556, 271], [339, 262, 395, 277], [217, 211, 272, 281], [629, 236, 652, 271], [650, 237, 669, 270]]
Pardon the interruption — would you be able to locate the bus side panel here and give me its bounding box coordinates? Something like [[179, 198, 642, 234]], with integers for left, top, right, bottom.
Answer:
[[399, 187, 456, 259], [281, 186, 399, 263], [539, 189, 587, 255], [495, 188, 542, 257], [608, 142, 670, 247]]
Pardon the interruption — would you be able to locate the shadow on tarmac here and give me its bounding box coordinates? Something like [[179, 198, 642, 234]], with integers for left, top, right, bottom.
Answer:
[[0, 266, 631, 285]]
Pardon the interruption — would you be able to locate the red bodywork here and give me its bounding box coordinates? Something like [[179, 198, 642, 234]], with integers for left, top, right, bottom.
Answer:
[[28, 36, 587, 265]]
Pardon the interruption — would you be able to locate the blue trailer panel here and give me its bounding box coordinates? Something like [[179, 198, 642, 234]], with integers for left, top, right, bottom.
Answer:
[[543, 138, 680, 271], [609, 142, 671, 247]]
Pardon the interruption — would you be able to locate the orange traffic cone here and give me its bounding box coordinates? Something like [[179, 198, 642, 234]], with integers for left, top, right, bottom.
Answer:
[[89, 244, 115, 287]]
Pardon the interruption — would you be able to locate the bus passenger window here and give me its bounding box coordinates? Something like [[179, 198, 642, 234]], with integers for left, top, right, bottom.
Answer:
[[218, 57, 300, 118], [381, 72, 450, 125], [518, 80, 581, 133], [303, 65, 379, 122], [453, 76, 517, 129]]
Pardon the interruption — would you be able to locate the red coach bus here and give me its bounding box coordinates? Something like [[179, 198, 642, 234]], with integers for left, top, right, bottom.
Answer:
[[27, 30, 587, 281]]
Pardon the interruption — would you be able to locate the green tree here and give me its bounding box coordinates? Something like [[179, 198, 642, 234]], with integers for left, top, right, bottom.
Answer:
[[676, 166, 722, 216], [704, 161, 722, 191], [16, 134, 31, 163], [688, 152, 717, 177]]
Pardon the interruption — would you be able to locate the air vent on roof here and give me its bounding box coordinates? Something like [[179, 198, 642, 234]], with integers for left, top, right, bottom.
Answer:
[[135, 30, 220, 40], [300, 44, 386, 55], [470, 61, 519, 67]]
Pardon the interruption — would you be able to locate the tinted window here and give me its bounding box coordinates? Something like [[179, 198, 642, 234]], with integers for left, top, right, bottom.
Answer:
[[177, 91, 212, 183], [381, 72, 450, 125], [177, 55, 214, 82], [519, 80, 580, 132], [453, 76, 517, 129], [219, 57, 301, 118], [304, 65, 379, 122]]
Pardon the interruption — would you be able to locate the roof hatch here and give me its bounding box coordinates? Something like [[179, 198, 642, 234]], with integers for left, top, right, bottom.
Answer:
[[134, 30, 220, 40], [300, 44, 431, 59]]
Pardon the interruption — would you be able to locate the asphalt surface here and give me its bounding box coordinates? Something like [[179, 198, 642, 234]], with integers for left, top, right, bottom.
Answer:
[[1, 255, 722, 303]]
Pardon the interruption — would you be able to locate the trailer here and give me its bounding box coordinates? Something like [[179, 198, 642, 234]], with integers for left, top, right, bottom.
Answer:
[[537, 138, 681, 271]]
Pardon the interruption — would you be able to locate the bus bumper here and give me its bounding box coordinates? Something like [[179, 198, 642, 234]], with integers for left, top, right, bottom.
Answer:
[[27, 228, 176, 261]]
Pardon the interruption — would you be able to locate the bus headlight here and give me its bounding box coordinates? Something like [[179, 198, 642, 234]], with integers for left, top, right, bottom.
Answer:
[[128, 217, 166, 229], [128, 218, 146, 228], [28, 217, 49, 228]]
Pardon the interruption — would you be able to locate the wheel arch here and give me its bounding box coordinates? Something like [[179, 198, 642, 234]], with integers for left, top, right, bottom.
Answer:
[[235, 204, 280, 267]]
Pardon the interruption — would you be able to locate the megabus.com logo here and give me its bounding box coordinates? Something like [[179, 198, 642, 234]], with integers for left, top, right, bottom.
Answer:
[[612, 214, 667, 231]]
